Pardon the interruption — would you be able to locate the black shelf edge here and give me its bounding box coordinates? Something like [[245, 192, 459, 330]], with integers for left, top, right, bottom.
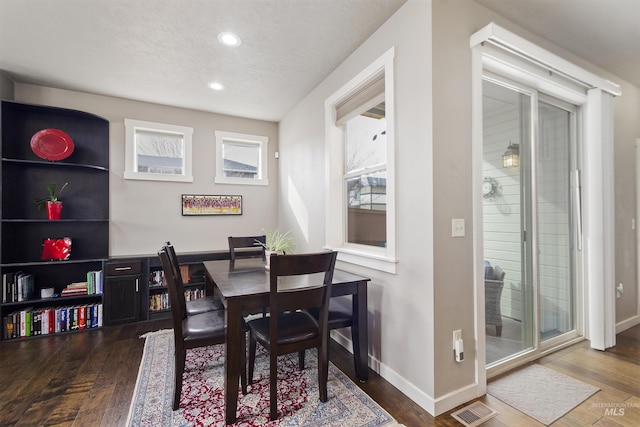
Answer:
[[148, 281, 204, 291], [1, 293, 103, 308], [186, 280, 206, 287], [0, 326, 103, 342], [1, 258, 107, 268], [2, 157, 108, 172], [2, 219, 108, 223]]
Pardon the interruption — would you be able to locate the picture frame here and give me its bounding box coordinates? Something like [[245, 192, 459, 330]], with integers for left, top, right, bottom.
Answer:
[[181, 194, 242, 216]]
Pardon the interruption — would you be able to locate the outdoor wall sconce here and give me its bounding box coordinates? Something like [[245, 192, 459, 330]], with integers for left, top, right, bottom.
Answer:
[[502, 142, 520, 168]]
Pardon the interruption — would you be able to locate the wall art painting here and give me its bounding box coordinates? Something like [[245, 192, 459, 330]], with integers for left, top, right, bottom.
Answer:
[[181, 194, 242, 216]]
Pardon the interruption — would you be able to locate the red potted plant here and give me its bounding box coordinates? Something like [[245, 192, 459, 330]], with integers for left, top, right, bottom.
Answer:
[[34, 182, 68, 220]]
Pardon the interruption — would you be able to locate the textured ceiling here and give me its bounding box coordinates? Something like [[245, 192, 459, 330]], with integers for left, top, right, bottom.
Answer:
[[1, 1, 638, 123], [476, 0, 640, 89], [0, 0, 406, 122]]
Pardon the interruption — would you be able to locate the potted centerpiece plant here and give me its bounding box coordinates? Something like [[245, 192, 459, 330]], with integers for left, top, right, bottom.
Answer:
[[257, 228, 295, 269], [34, 182, 68, 220]]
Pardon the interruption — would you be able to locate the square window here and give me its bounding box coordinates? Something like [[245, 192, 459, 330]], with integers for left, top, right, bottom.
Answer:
[[215, 131, 268, 186], [124, 119, 193, 182]]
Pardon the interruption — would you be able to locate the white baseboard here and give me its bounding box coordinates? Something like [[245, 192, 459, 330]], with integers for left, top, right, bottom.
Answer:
[[616, 315, 640, 333], [330, 331, 482, 416], [433, 383, 483, 415]]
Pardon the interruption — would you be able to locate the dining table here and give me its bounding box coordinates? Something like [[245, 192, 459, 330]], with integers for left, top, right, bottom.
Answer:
[[203, 257, 371, 425]]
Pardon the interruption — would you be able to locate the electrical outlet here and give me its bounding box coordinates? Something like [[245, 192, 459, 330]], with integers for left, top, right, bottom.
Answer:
[[617, 283, 624, 298], [453, 329, 462, 349]]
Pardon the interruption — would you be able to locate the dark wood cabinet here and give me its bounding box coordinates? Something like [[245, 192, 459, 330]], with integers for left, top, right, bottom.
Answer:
[[0, 100, 109, 340], [104, 260, 142, 325]]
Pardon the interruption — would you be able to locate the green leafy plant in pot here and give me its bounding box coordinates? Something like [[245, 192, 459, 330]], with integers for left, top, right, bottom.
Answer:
[[34, 182, 68, 220], [256, 229, 295, 269]]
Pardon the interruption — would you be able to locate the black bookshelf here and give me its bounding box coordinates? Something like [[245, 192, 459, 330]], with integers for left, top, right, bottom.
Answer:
[[0, 100, 109, 340]]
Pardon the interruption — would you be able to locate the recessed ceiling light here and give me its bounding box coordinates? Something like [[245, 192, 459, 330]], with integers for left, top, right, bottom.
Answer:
[[209, 82, 225, 91], [217, 32, 241, 47]]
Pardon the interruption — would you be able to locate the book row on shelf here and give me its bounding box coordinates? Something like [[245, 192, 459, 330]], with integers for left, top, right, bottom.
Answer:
[[3, 302, 103, 340], [2, 270, 103, 303], [149, 265, 190, 288], [2, 272, 35, 302], [149, 288, 206, 311]]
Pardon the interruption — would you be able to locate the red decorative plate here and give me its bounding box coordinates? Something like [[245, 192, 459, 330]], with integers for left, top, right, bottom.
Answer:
[[30, 128, 75, 161]]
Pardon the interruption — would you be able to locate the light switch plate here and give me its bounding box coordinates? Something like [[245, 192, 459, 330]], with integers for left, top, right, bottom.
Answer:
[[452, 218, 465, 237]]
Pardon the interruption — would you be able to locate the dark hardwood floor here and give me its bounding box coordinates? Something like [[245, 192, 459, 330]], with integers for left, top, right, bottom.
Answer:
[[0, 321, 638, 426]]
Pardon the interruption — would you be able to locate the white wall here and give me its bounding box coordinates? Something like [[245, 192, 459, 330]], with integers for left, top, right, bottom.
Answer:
[[14, 84, 279, 256], [613, 80, 640, 326], [279, 0, 438, 412]]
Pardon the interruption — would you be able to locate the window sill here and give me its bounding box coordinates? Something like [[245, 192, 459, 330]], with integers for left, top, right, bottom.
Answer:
[[330, 246, 397, 274], [124, 171, 193, 182], [214, 177, 269, 186]]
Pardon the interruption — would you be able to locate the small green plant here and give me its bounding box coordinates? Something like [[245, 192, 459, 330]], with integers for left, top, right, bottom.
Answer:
[[257, 229, 295, 254], [34, 182, 68, 211]]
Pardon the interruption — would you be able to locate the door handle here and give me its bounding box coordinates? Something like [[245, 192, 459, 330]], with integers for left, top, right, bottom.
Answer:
[[572, 170, 583, 251]]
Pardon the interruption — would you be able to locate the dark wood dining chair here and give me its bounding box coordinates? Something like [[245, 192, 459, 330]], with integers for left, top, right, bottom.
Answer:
[[247, 251, 337, 420], [228, 235, 268, 317], [228, 235, 266, 262], [306, 298, 357, 365], [165, 242, 224, 314], [158, 248, 247, 410]]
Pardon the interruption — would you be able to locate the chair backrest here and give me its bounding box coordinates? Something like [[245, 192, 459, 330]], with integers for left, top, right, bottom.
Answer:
[[228, 235, 266, 262], [165, 241, 191, 285], [164, 241, 182, 280], [158, 247, 188, 331], [268, 251, 337, 337]]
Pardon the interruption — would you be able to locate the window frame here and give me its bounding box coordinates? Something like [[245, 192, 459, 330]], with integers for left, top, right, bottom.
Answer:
[[124, 119, 193, 182], [325, 47, 397, 274], [214, 130, 269, 186]]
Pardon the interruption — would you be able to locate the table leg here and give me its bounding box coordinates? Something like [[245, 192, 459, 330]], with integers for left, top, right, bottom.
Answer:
[[225, 301, 242, 424], [352, 281, 369, 381]]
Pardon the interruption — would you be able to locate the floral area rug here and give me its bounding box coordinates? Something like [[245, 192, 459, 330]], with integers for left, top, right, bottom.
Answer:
[[126, 329, 400, 427]]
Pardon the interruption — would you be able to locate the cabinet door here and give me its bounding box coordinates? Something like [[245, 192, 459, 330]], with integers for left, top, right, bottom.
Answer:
[[104, 276, 140, 325]]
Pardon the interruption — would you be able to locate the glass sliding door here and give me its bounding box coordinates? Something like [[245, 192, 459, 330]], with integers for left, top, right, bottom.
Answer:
[[537, 98, 577, 344], [482, 77, 581, 369], [482, 79, 534, 365]]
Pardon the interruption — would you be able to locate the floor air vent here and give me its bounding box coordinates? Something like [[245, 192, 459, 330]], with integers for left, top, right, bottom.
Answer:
[[451, 401, 498, 427]]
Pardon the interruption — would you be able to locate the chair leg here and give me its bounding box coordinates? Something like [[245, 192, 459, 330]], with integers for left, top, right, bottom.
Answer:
[[173, 349, 186, 410], [350, 324, 360, 377], [298, 350, 305, 370], [270, 352, 279, 420], [317, 345, 329, 402], [248, 332, 257, 384], [241, 331, 248, 394]]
